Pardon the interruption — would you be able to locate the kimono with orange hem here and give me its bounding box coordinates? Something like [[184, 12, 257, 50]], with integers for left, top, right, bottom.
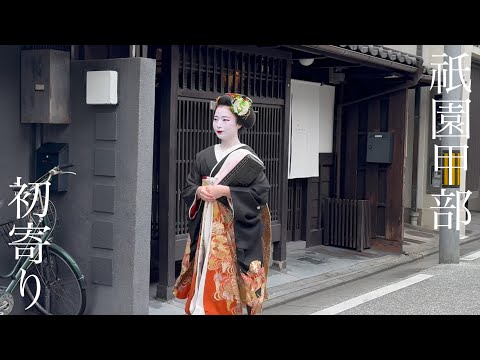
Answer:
[[173, 144, 272, 315]]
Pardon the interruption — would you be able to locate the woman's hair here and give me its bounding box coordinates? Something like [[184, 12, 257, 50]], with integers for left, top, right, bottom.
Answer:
[[215, 94, 256, 131]]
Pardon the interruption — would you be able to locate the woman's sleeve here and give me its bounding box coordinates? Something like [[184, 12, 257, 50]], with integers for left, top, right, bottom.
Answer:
[[229, 171, 270, 314], [183, 153, 202, 219], [229, 171, 270, 272]]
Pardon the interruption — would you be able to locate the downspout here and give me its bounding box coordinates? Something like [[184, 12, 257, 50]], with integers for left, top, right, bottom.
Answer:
[[410, 45, 423, 226]]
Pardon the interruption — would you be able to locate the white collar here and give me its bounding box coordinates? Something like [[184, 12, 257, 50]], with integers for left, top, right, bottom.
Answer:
[[214, 143, 244, 162]]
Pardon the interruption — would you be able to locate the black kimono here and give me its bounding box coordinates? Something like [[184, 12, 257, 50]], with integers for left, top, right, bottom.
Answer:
[[173, 144, 272, 315]]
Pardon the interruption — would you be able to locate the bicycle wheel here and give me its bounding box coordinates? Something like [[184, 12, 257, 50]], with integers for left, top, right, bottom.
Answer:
[[25, 246, 86, 315]]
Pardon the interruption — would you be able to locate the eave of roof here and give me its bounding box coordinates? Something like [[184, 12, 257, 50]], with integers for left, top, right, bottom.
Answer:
[[286, 45, 432, 75]]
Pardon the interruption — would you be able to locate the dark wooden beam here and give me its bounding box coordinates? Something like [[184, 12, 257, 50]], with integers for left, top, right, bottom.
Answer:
[[384, 89, 407, 253], [334, 85, 344, 199], [273, 58, 291, 270], [366, 100, 380, 240], [305, 177, 322, 248], [344, 105, 359, 199], [177, 89, 285, 106], [156, 45, 179, 300]]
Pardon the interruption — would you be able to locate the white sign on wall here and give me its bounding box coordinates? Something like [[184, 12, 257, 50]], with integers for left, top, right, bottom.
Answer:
[[288, 79, 335, 179]]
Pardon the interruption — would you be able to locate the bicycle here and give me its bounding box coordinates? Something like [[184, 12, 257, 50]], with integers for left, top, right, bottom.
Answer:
[[0, 164, 86, 315]]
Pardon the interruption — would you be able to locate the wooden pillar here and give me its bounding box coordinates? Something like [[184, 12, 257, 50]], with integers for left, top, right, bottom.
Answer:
[[156, 45, 179, 300], [305, 177, 322, 247], [366, 100, 380, 240], [384, 89, 407, 253], [334, 85, 344, 199], [344, 105, 359, 199], [273, 59, 291, 270]]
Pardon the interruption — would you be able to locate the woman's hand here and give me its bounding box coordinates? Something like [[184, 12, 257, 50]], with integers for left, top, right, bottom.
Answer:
[[203, 185, 231, 201], [197, 185, 231, 202], [196, 186, 216, 202]]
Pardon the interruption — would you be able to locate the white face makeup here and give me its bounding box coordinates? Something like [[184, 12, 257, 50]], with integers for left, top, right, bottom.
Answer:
[[213, 105, 241, 141]]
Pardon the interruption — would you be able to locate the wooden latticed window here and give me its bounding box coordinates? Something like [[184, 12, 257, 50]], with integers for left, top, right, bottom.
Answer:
[[174, 45, 288, 237], [178, 45, 286, 98], [175, 99, 282, 236]]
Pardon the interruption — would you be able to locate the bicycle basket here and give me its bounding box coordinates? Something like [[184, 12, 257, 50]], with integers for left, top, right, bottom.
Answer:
[[0, 199, 57, 246], [0, 220, 24, 246]]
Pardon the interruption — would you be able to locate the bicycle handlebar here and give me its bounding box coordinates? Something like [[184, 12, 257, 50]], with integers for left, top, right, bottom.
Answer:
[[59, 164, 75, 170], [10, 164, 76, 193], [48, 166, 76, 178]]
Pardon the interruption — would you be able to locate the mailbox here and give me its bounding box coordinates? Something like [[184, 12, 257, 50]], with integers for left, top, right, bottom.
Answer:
[[366, 132, 393, 164], [35, 143, 69, 192]]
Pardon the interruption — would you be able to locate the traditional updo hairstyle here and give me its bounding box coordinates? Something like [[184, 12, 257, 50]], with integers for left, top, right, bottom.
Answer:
[[215, 93, 256, 134]]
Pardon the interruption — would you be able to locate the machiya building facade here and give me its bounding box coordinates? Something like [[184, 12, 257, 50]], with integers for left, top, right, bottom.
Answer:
[[389, 45, 478, 234], [3, 44, 476, 314]]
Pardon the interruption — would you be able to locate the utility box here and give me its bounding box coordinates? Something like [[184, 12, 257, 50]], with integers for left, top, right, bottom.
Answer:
[[36, 143, 69, 192], [366, 132, 393, 164], [86, 70, 118, 105], [21, 49, 70, 124]]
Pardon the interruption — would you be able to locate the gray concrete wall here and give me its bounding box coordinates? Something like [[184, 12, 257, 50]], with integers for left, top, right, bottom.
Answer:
[[41, 57, 156, 314], [0, 46, 34, 314]]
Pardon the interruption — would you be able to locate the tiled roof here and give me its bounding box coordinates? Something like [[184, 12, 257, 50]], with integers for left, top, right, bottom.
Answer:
[[337, 45, 423, 67], [422, 66, 434, 76], [337, 45, 434, 80], [290, 45, 434, 85]]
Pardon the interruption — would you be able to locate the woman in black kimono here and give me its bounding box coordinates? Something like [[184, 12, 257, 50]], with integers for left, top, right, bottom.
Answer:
[[173, 93, 272, 315]]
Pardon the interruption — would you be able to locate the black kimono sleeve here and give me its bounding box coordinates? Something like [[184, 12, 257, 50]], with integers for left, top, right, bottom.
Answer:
[[182, 152, 204, 261], [229, 170, 270, 273]]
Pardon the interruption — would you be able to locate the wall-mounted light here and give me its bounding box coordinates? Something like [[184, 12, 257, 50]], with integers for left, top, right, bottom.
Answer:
[[299, 58, 315, 66]]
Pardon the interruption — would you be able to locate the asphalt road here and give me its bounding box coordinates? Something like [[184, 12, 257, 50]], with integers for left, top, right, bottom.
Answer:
[[263, 238, 480, 315]]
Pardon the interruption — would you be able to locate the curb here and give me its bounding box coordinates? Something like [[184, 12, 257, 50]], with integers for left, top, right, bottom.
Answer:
[[263, 233, 480, 310]]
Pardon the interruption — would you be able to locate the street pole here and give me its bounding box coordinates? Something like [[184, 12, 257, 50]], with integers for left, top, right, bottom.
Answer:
[[439, 44, 462, 264]]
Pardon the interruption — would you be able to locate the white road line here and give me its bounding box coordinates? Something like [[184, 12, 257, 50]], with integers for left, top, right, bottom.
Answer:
[[311, 274, 433, 315], [460, 250, 480, 261]]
